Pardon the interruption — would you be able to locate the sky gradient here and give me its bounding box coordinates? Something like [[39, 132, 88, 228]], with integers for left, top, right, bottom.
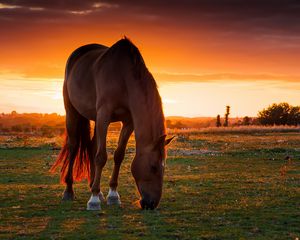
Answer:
[[1, 0, 300, 117]]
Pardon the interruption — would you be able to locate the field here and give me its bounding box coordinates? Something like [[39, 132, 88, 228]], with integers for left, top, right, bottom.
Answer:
[[0, 128, 299, 239]]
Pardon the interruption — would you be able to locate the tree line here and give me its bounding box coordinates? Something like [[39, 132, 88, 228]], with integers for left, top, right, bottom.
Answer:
[[258, 103, 300, 126], [216, 102, 300, 127], [1, 103, 299, 135]]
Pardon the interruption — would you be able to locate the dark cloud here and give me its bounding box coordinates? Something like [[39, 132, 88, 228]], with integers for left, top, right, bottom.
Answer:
[[1, 0, 300, 37], [1, 0, 299, 25], [155, 72, 300, 83], [1, 0, 300, 77], [0, 0, 112, 11], [0, 0, 299, 57], [1, 0, 300, 43]]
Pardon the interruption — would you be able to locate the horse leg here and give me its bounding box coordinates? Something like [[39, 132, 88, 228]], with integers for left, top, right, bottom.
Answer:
[[87, 108, 110, 210], [88, 129, 105, 202], [107, 120, 133, 205], [88, 134, 96, 189], [62, 112, 80, 200]]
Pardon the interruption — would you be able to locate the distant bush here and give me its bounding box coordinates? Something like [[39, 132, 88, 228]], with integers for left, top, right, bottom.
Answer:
[[0, 112, 65, 135], [11, 125, 23, 132], [166, 120, 187, 129], [242, 116, 251, 125], [258, 103, 300, 126]]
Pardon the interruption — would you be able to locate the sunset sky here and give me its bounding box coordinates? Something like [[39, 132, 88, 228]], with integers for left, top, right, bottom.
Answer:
[[1, 0, 300, 117]]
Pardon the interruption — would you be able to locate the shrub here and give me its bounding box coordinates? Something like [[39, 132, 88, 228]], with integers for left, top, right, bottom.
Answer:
[[258, 103, 300, 126]]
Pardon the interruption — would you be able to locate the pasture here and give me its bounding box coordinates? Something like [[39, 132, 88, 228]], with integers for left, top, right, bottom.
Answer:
[[0, 128, 299, 239]]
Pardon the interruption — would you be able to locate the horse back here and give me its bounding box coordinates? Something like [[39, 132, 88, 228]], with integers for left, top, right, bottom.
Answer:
[[65, 44, 108, 120]]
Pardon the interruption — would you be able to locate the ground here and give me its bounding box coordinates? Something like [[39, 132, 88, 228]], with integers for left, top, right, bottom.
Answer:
[[0, 129, 299, 239]]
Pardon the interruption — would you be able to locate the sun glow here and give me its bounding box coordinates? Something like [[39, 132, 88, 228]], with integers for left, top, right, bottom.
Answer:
[[162, 98, 177, 104], [158, 80, 300, 117], [52, 82, 63, 100], [0, 75, 64, 114], [1, 72, 300, 117]]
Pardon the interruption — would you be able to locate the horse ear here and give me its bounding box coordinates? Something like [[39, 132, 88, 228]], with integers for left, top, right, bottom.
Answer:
[[153, 135, 167, 150], [153, 135, 175, 150], [165, 136, 175, 146]]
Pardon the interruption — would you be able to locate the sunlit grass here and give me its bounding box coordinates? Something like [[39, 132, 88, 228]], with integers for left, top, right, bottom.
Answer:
[[169, 125, 300, 134], [0, 130, 299, 239]]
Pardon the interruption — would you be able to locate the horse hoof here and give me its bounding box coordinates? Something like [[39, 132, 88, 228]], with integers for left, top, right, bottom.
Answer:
[[87, 195, 101, 211], [62, 190, 75, 201], [87, 202, 101, 211], [107, 196, 121, 205], [107, 189, 121, 205]]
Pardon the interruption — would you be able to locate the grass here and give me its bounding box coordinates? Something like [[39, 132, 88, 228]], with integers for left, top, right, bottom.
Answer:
[[0, 130, 299, 239], [170, 125, 300, 134]]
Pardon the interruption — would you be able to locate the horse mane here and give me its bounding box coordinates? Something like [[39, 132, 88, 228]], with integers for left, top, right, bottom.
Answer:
[[109, 37, 166, 139], [108, 37, 157, 86]]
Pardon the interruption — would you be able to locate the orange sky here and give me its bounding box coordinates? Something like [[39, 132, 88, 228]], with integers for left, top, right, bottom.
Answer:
[[1, 1, 300, 117]]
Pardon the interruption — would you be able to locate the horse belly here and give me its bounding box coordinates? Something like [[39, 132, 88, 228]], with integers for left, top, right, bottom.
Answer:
[[111, 107, 131, 123], [67, 65, 97, 120]]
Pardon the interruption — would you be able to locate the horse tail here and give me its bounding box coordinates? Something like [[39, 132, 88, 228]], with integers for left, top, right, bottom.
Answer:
[[50, 44, 105, 184], [50, 83, 92, 185]]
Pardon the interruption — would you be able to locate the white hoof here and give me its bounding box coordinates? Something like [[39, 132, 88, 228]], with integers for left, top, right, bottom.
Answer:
[[87, 195, 101, 211], [107, 188, 121, 205]]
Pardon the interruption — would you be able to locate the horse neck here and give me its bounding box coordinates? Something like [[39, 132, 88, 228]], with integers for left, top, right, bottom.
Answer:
[[129, 86, 166, 150]]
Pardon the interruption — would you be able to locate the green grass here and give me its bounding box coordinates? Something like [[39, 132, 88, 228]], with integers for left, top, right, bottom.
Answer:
[[0, 131, 299, 239]]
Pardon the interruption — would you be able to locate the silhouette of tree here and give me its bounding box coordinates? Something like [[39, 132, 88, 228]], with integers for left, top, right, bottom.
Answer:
[[287, 106, 300, 126], [242, 116, 251, 125], [258, 103, 300, 126], [216, 115, 221, 127], [223, 106, 230, 127]]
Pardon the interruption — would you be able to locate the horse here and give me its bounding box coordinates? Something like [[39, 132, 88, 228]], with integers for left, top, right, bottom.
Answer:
[[51, 37, 174, 210]]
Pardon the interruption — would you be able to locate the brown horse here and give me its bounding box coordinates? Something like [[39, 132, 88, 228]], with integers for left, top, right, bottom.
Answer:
[[51, 37, 174, 210]]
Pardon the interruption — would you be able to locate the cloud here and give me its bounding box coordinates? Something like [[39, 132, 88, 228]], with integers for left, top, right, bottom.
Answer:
[[0, 0, 299, 79], [0, 0, 118, 12], [154, 72, 300, 83], [93, 2, 119, 9], [0, 3, 21, 9], [68, 10, 93, 16], [0, 0, 299, 38]]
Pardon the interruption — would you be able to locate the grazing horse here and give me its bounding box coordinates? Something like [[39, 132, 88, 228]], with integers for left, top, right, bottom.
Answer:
[[51, 37, 174, 210]]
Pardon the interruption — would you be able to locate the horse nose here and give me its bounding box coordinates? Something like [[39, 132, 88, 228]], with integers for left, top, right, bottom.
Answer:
[[140, 198, 155, 210]]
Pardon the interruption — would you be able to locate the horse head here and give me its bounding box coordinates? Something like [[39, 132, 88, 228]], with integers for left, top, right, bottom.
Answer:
[[131, 135, 174, 209]]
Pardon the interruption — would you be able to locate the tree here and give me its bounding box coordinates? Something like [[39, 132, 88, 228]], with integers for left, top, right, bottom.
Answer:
[[258, 103, 300, 126], [216, 115, 221, 127], [287, 106, 300, 126], [223, 106, 230, 127], [242, 116, 251, 125], [11, 110, 17, 115]]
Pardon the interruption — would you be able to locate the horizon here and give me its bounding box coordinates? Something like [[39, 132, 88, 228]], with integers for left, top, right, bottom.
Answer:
[[1, 74, 299, 117], [1, 1, 300, 117], [0, 108, 290, 119], [0, 111, 257, 119]]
